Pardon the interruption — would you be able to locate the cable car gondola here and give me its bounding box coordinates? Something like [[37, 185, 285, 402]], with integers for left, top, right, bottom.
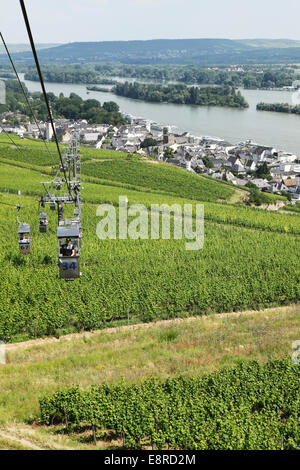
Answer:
[[17, 205, 31, 255], [57, 224, 81, 281], [1, 5, 83, 280], [39, 212, 48, 233], [18, 223, 31, 255]]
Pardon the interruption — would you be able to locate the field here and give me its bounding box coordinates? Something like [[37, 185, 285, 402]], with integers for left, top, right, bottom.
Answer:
[[0, 136, 299, 450], [0, 306, 299, 449], [39, 359, 299, 450]]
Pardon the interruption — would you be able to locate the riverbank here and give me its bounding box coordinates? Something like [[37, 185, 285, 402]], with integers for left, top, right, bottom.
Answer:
[[21, 75, 300, 155]]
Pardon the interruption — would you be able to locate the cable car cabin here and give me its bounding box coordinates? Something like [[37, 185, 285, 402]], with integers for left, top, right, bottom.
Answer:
[[57, 225, 81, 281], [18, 223, 31, 255], [39, 212, 48, 233]]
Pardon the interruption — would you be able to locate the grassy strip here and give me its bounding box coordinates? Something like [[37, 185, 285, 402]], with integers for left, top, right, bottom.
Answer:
[[0, 306, 298, 423]]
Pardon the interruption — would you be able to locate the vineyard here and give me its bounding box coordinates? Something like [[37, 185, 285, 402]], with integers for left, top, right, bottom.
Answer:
[[1, 188, 300, 342], [0, 138, 300, 343], [1, 1, 300, 451], [0, 134, 299, 449], [39, 359, 300, 450], [80, 159, 235, 202]]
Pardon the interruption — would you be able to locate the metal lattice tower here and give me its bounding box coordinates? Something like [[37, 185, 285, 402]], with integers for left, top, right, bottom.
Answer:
[[40, 131, 82, 227]]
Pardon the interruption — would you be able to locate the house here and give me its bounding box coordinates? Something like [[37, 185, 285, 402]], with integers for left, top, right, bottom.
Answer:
[[269, 180, 288, 193], [269, 165, 282, 178], [250, 145, 277, 163], [231, 177, 248, 187], [165, 157, 186, 168], [217, 141, 236, 154], [82, 133, 101, 144], [251, 179, 271, 191], [137, 148, 147, 157], [283, 178, 297, 189], [110, 137, 125, 150], [245, 159, 257, 172], [62, 129, 72, 144], [291, 186, 300, 201], [95, 135, 106, 149], [191, 158, 205, 170], [163, 134, 175, 145], [211, 170, 225, 180], [226, 156, 246, 174], [211, 158, 226, 170], [186, 160, 195, 172], [224, 171, 236, 182], [276, 152, 297, 163]]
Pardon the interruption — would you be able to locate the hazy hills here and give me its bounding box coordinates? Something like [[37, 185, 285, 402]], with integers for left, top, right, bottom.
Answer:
[[0, 43, 60, 55], [2, 38, 300, 64], [238, 38, 300, 48]]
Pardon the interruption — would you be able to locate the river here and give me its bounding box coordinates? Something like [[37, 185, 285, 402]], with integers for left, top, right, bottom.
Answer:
[[21, 75, 300, 155]]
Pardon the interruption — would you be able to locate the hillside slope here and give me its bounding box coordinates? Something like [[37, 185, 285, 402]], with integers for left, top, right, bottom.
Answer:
[[0, 137, 299, 344], [0, 139, 299, 450], [0, 305, 299, 449], [4, 38, 300, 64]]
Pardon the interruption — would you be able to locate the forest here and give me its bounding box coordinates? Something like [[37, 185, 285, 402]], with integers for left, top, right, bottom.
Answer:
[[23, 64, 299, 89], [257, 102, 300, 115], [96, 65, 298, 88], [113, 82, 249, 108], [0, 80, 126, 126]]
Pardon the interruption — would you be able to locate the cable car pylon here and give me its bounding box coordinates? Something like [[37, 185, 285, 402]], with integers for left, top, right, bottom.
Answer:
[[39, 132, 82, 281], [19, 0, 83, 281]]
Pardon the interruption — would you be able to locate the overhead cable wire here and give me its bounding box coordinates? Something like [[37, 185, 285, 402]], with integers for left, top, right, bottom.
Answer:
[[19, 0, 70, 195], [0, 31, 57, 168], [0, 121, 28, 160], [0, 201, 18, 207]]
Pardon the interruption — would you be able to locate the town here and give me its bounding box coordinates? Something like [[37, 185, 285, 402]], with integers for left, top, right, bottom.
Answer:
[[2, 108, 300, 203]]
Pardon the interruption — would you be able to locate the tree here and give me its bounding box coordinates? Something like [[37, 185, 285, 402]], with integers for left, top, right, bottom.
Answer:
[[195, 166, 203, 174], [141, 138, 159, 148], [246, 181, 258, 189], [164, 147, 174, 159], [280, 191, 292, 201], [202, 156, 214, 169], [103, 101, 120, 113], [255, 162, 271, 179], [248, 188, 271, 206]]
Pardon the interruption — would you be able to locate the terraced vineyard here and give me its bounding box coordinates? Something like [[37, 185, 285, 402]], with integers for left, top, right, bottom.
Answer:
[[39, 359, 300, 450], [0, 136, 299, 450], [81, 159, 235, 202], [0, 137, 299, 343]]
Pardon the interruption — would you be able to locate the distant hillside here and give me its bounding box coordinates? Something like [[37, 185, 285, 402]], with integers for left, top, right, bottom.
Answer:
[[2, 38, 300, 65], [238, 38, 300, 48], [0, 43, 60, 55], [1, 38, 248, 64]]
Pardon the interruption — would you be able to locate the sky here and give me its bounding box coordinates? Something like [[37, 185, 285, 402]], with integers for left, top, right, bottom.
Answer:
[[1, 0, 300, 44]]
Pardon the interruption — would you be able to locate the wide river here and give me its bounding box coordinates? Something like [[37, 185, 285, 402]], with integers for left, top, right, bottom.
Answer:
[[21, 75, 300, 155]]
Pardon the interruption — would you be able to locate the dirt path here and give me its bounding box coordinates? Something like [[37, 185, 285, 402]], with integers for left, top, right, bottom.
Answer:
[[6, 303, 298, 352], [0, 428, 45, 450], [228, 187, 248, 204]]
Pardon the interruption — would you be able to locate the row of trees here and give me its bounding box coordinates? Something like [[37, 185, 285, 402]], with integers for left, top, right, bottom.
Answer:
[[257, 102, 300, 114], [23, 64, 299, 89], [96, 64, 299, 88], [25, 68, 100, 84], [113, 82, 248, 108], [0, 80, 126, 126]]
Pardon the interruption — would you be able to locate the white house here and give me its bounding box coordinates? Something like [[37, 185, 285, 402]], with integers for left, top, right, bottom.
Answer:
[[82, 133, 101, 144]]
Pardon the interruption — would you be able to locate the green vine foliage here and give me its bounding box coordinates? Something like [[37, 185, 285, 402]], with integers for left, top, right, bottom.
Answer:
[[39, 359, 300, 450]]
